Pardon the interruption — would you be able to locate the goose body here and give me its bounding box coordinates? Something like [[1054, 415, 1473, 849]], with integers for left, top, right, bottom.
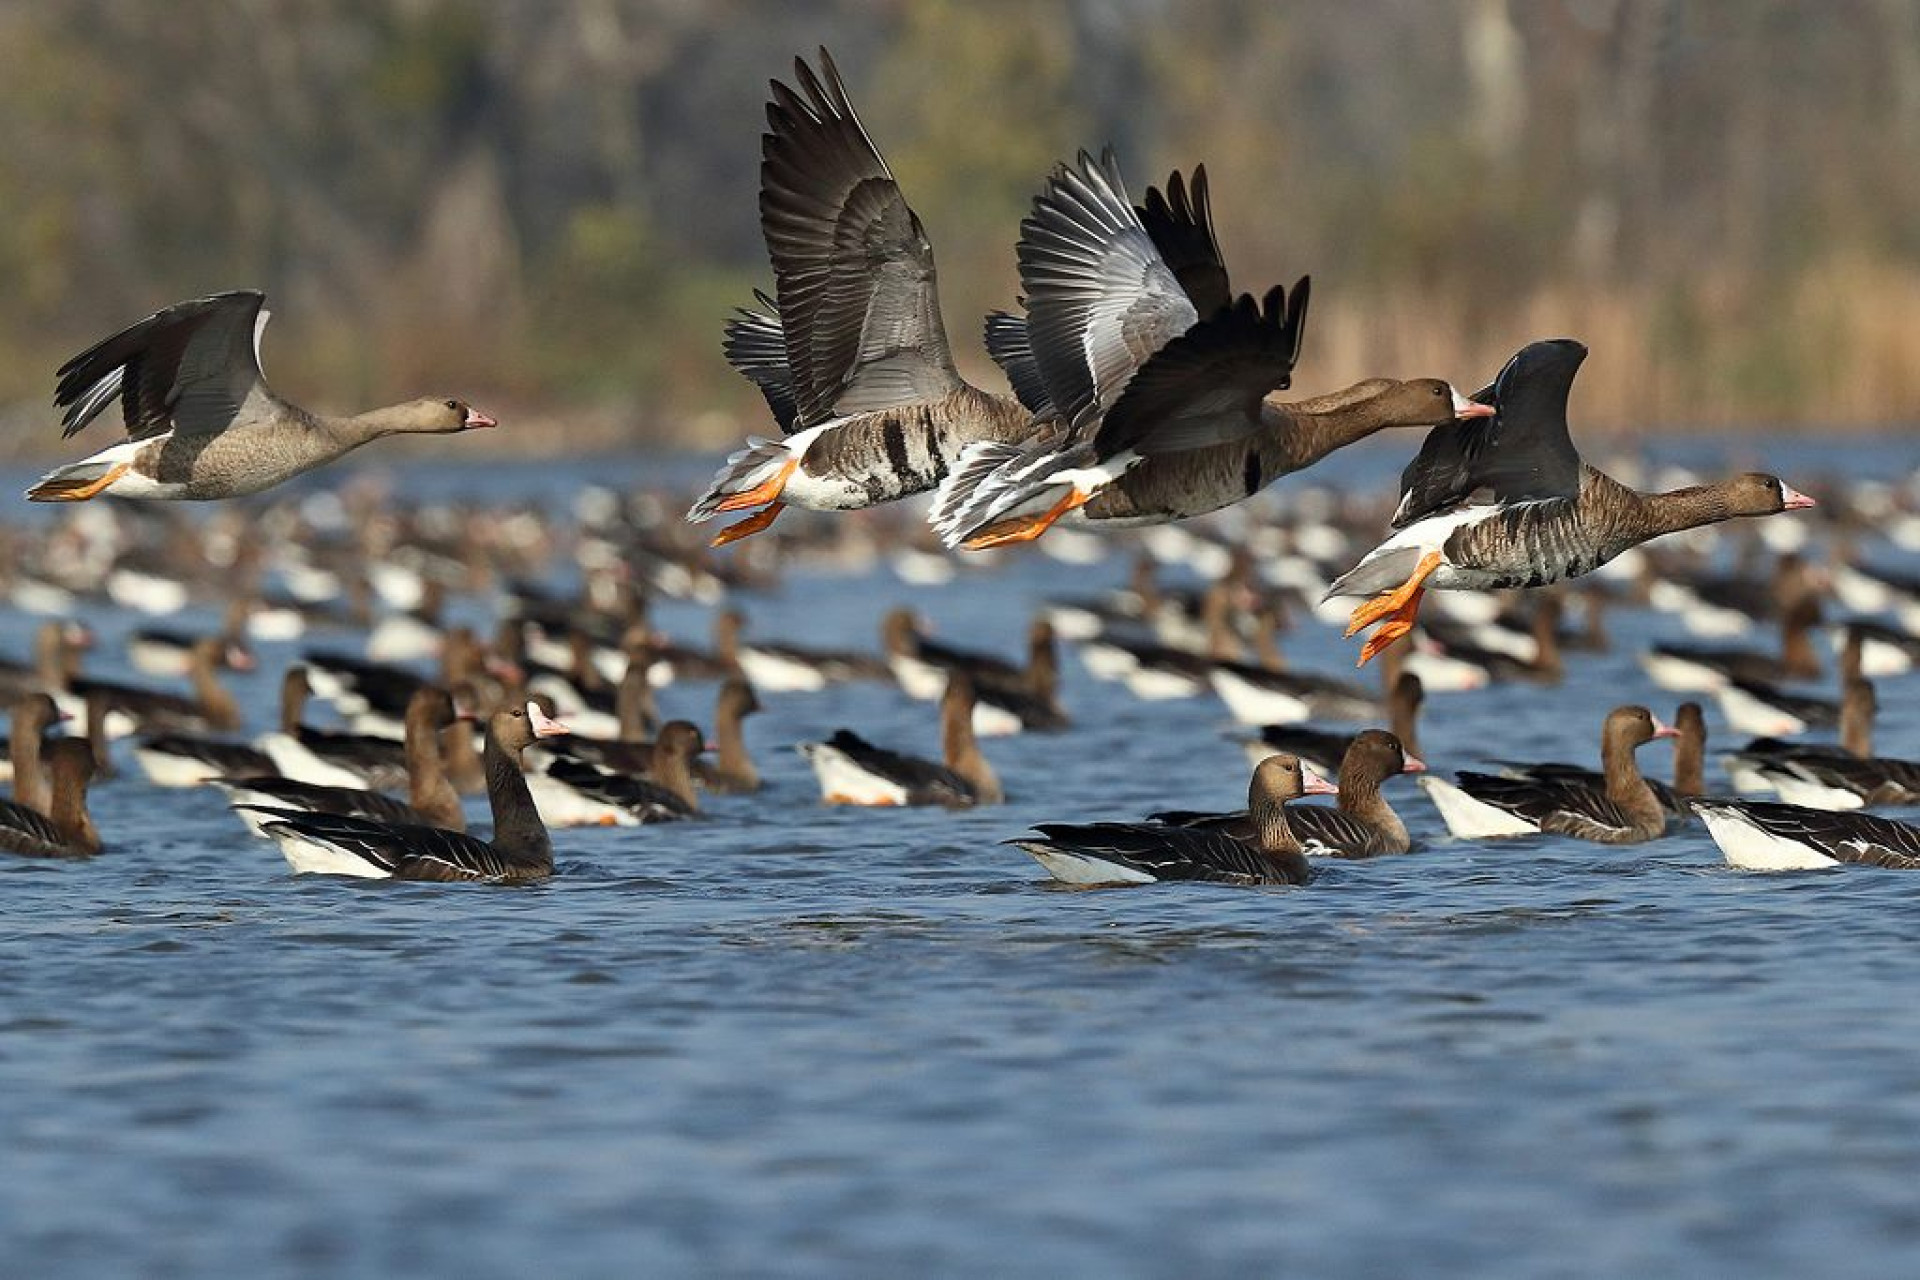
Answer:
[[248, 704, 563, 882], [1330, 340, 1814, 664], [1423, 706, 1678, 844], [1694, 800, 1920, 871], [798, 677, 1000, 808], [1013, 755, 1334, 886]]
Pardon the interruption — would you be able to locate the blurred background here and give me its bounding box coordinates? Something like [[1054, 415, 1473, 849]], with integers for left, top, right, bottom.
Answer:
[[1, 0, 1915, 456]]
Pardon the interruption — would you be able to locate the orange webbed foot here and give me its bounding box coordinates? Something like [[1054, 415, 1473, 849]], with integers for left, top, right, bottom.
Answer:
[[958, 488, 1088, 551], [710, 502, 785, 547]]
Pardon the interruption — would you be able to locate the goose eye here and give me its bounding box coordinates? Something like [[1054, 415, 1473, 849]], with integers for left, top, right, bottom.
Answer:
[[445, 399, 460, 411]]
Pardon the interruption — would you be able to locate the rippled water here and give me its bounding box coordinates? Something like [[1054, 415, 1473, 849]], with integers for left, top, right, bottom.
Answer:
[[5, 443, 1920, 1277]]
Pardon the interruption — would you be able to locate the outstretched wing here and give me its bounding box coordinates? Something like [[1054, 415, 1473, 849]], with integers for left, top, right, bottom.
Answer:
[[55, 290, 271, 441], [1137, 166, 1232, 317], [760, 49, 964, 426], [1090, 280, 1309, 457], [1392, 338, 1588, 529], [1017, 149, 1198, 435]]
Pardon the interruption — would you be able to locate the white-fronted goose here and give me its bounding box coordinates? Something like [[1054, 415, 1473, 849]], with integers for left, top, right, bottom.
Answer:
[[713, 609, 887, 693], [1497, 701, 1706, 819], [527, 722, 704, 827], [0, 740, 100, 859], [1330, 340, 1814, 664], [1012, 755, 1337, 887], [244, 703, 565, 882], [927, 155, 1311, 550], [1713, 678, 1838, 739], [798, 675, 1001, 807], [1155, 729, 1423, 857], [1640, 592, 1823, 692], [1695, 799, 1920, 871], [68, 637, 241, 738], [1239, 672, 1424, 774], [685, 51, 1031, 546], [30, 291, 495, 502], [254, 666, 407, 790], [128, 602, 255, 677], [1421, 706, 1678, 843], [1725, 680, 1920, 808], [217, 686, 465, 836]]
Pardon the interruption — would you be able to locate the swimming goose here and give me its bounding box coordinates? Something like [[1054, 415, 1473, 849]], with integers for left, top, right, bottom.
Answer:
[[254, 666, 408, 790], [216, 686, 466, 836], [685, 50, 1032, 545], [1330, 340, 1815, 664], [1496, 701, 1706, 819], [1724, 679, 1920, 808], [0, 740, 100, 859], [798, 675, 1002, 807], [69, 637, 242, 738], [1420, 705, 1678, 843], [1011, 755, 1337, 887], [5, 694, 66, 812], [699, 679, 763, 795], [1713, 678, 1839, 739], [527, 721, 704, 827], [128, 601, 255, 677], [1154, 729, 1423, 857], [927, 154, 1312, 550], [1209, 603, 1381, 725], [1694, 800, 1920, 871], [30, 290, 495, 501], [1239, 672, 1425, 774], [244, 703, 565, 882], [1640, 591, 1824, 692], [713, 608, 887, 692]]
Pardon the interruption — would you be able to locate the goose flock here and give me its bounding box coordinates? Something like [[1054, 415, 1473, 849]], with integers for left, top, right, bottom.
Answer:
[[5, 48, 1912, 884]]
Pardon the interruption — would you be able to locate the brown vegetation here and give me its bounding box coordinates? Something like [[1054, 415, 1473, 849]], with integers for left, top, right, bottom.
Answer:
[[0, 0, 1914, 456]]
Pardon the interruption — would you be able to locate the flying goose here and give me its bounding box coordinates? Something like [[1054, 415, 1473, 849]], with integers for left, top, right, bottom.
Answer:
[[1329, 340, 1814, 665], [30, 291, 494, 502], [686, 50, 1033, 545]]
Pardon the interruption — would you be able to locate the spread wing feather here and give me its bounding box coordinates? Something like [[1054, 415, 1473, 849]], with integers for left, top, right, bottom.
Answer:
[[55, 290, 270, 441], [760, 50, 963, 426]]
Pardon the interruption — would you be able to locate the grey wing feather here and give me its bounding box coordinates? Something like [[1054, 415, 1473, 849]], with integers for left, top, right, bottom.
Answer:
[[252, 807, 505, 881], [1284, 805, 1378, 855], [55, 290, 268, 441], [722, 290, 800, 434], [982, 310, 1052, 414], [1090, 280, 1309, 458], [759, 50, 963, 426], [1017, 150, 1198, 434]]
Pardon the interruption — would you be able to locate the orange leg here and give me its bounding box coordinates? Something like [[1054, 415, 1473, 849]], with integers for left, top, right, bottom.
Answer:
[[1345, 551, 1443, 667], [959, 488, 1089, 551], [710, 501, 785, 547], [28, 462, 128, 503], [713, 457, 797, 513]]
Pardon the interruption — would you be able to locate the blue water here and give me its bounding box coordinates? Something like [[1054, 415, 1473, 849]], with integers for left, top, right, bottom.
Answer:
[[4, 443, 1919, 1277]]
